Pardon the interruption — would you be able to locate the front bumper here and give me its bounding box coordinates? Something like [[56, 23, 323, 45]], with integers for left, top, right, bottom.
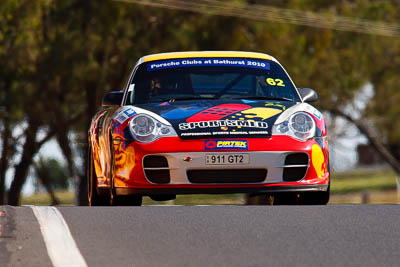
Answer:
[[116, 184, 329, 196], [112, 136, 329, 195]]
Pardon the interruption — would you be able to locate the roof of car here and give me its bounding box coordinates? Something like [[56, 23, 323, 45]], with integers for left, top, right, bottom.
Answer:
[[138, 51, 276, 64]]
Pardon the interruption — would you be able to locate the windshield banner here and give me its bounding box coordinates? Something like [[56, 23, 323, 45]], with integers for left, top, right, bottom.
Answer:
[[147, 58, 270, 71]]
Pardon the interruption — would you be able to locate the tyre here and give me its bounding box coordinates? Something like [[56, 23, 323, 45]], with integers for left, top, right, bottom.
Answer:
[[111, 194, 143, 206], [300, 185, 330, 205], [88, 147, 110, 206], [273, 192, 300, 205], [274, 186, 330, 205]]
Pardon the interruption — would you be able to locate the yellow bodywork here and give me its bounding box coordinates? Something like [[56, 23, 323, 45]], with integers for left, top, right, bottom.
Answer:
[[142, 51, 274, 63]]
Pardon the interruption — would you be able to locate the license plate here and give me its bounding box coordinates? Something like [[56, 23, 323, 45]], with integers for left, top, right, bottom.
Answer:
[[205, 154, 249, 165]]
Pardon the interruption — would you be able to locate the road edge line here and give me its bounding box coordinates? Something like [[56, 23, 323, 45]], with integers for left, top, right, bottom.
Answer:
[[31, 206, 88, 267]]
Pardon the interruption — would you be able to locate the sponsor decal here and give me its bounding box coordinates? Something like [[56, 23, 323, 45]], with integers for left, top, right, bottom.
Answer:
[[178, 105, 282, 138], [265, 78, 285, 87], [204, 140, 248, 150], [304, 105, 322, 120], [147, 58, 270, 71], [240, 107, 282, 120], [241, 99, 258, 104], [137, 100, 295, 139], [179, 120, 268, 130], [114, 107, 136, 124], [313, 109, 322, 120], [186, 104, 251, 123], [264, 102, 287, 110], [180, 130, 269, 137]]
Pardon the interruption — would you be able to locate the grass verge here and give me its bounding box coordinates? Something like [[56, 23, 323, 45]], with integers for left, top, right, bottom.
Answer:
[[21, 191, 76, 206], [331, 168, 397, 194]]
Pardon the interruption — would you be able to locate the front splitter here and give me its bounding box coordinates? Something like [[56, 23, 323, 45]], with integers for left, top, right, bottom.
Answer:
[[115, 183, 329, 196]]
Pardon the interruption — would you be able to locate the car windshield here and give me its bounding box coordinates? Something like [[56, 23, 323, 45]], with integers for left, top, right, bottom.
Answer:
[[126, 58, 300, 104]]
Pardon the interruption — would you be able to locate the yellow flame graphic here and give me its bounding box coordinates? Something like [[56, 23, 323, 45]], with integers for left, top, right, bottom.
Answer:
[[241, 107, 282, 120], [312, 144, 325, 179]]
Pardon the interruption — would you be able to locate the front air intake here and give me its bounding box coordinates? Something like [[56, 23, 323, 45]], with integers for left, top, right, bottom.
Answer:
[[143, 155, 169, 168], [282, 153, 309, 182], [143, 155, 170, 184], [187, 169, 267, 183]]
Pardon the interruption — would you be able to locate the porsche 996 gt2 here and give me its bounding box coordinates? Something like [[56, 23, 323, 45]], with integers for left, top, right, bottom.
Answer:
[[88, 51, 330, 206]]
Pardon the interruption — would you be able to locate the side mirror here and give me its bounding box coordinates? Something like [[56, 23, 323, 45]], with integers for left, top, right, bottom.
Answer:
[[298, 88, 318, 103], [102, 91, 123, 107]]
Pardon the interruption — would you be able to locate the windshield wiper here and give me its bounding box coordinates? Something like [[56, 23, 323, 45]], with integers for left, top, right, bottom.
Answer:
[[215, 74, 246, 98], [234, 96, 294, 102]]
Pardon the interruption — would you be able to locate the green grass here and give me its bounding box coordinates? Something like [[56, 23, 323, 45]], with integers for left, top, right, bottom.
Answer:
[[22, 190, 75, 206], [21, 168, 398, 205], [331, 169, 398, 194]]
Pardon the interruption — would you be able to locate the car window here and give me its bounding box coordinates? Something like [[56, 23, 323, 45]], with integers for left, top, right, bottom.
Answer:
[[127, 58, 299, 104]]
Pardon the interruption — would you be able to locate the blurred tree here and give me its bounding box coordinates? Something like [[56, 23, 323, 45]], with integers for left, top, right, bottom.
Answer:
[[34, 158, 69, 191], [0, 0, 41, 204], [33, 157, 69, 205], [241, 0, 400, 175]]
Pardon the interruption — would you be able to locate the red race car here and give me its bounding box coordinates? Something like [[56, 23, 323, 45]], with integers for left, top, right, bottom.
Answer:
[[88, 51, 329, 206]]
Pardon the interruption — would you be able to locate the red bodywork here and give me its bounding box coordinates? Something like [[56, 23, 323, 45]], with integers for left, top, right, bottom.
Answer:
[[90, 109, 329, 193]]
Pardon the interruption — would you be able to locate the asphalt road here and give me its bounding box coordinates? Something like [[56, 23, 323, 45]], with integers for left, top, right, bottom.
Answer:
[[1, 205, 399, 267]]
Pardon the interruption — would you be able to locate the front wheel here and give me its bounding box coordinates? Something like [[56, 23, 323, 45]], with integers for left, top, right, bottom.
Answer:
[[273, 185, 330, 205], [273, 192, 300, 205], [111, 194, 143, 206], [300, 185, 330, 205]]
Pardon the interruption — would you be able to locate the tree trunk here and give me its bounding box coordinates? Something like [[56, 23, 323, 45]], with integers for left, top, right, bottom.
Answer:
[[0, 118, 12, 205], [328, 108, 400, 175], [53, 109, 77, 198], [56, 129, 75, 178], [7, 114, 58, 205], [7, 122, 40, 205], [34, 165, 60, 206]]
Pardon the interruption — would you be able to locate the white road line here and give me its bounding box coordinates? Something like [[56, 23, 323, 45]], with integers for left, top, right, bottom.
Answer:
[[31, 206, 88, 267]]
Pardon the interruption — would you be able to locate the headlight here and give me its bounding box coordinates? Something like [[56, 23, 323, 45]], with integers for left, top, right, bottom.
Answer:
[[129, 114, 177, 143], [272, 112, 316, 141]]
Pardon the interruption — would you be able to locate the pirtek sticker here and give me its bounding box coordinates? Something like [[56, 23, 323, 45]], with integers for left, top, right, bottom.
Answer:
[[204, 140, 249, 150], [179, 120, 268, 130]]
